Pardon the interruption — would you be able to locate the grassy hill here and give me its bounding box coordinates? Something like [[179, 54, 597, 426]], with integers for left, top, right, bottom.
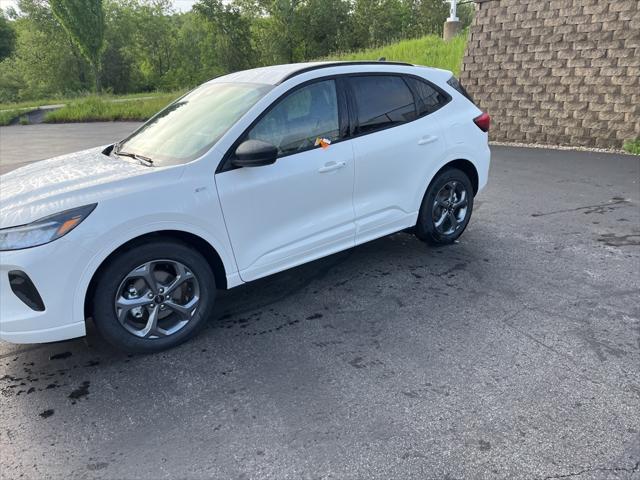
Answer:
[[327, 34, 467, 75], [0, 34, 467, 125]]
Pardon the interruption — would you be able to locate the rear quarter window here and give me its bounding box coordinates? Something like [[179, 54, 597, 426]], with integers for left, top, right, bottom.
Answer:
[[447, 76, 475, 103], [404, 77, 450, 116]]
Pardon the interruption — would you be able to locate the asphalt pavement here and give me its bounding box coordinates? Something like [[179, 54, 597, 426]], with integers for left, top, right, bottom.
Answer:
[[0, 122, 141, 174], [0, 123, 639, 480]]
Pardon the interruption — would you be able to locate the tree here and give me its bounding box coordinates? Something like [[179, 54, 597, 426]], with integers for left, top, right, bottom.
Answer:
[[297, 0, 352, 58], [194, 0, 257, 72], [0, 11, 16, 61], [49, 0, 105, 91], [0, 0, 91, 101], [351, 0, 409, 48]]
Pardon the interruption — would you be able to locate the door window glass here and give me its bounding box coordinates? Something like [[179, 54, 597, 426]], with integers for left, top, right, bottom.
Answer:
[[349, 75, 416, 135], [246, 80, 340, 156]]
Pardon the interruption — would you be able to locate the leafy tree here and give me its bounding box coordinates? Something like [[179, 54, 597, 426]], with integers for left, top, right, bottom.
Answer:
[[193, 0, 257, 73], [0, 0, 474, 103], [0, 11, 16, 61], [411, 0, 450, 37], [351, 0, 410, 48], [125, 0, 177, 90], [100, 0, 138, 93], [297, 0, 352, 58], [49, 0, 105, 91], [0, 0, 91, 101]]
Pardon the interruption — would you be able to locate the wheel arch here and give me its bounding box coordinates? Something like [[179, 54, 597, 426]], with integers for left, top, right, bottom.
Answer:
[[83, 230, 228, 318], [437, 159, 479, 195], [413, 158, 479, 219]]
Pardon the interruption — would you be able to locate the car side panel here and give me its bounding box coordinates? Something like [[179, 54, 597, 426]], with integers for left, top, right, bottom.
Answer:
[[351, 108, 448, 245], [215, 142, 356, 282]]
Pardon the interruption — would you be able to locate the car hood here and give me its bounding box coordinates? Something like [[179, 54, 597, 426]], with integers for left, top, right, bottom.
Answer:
[[0, 146, 170, 228]]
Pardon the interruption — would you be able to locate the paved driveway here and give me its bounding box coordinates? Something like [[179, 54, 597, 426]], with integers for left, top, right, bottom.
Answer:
[[0, 124, 639, 479], [0, 122, 141, 174]]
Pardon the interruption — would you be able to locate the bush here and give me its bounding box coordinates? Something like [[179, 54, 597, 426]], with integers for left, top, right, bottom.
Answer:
[[623, 139, 640, 155]]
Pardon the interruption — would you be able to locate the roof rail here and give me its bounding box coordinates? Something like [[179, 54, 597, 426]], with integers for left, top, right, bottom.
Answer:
[[277, 61, 414, 84]]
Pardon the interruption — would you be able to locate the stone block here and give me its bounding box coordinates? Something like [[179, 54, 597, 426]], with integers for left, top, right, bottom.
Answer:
[[609, 1, 636, 12], [577, 21, 603, 33], [583, 3, 609, 15]]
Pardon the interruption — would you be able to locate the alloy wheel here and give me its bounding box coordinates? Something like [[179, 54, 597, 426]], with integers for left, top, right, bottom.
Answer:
[[431, 180, 469, 236], [114, 259, 200, 339]]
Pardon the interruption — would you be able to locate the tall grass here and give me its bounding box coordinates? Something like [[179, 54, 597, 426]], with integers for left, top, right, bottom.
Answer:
[[43, 94, 181, 123], [0, 109, 26, 126], [326, 34, 468, 75]]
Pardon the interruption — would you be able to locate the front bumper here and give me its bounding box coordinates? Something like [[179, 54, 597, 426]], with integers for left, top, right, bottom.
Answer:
[[0, 238, 89, 343]]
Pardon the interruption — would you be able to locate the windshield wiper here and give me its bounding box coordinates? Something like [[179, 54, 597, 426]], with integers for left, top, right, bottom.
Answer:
[[115, 150, 154, 166]]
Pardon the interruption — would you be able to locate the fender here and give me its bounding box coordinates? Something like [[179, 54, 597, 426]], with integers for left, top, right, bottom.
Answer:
[[71, 219, 242, 332], [410, 146, 489, 214]]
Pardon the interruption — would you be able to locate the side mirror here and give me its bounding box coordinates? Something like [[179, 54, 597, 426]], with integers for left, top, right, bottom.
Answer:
[[232, 140, 278, 168]]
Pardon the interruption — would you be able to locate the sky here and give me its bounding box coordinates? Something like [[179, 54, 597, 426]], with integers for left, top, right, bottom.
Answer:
[[0, 0, 199, 13]]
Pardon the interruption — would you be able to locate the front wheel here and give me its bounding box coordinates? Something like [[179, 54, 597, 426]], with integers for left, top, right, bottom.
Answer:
[[91, 240, 215, 353], [415, 168, 474, 245]]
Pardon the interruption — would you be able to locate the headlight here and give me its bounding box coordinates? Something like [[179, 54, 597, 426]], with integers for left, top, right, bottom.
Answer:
[[0, 204, 97, 251]]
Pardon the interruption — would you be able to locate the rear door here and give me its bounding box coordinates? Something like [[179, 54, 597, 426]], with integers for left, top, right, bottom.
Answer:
[[215, 79, 356, 282], [346, 74, 450, 245]]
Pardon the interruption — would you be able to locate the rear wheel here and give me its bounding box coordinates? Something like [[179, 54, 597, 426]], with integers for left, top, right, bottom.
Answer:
[[415, 168, 474, 245], [92, 241, 215, 353]]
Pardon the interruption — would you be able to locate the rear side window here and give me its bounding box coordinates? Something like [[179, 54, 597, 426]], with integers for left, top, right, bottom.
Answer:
[[447, 76, 475, 103], [349, 75, 416, 135], [405, 77, 450, 116]]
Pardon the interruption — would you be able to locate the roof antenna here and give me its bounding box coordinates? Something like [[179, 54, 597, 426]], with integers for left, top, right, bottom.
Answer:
[[378, 57, 386, 62]]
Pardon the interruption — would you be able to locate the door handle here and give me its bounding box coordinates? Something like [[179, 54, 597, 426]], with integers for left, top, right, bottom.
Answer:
[[418, 135, 438, 146], [318, 161, 346, 173]]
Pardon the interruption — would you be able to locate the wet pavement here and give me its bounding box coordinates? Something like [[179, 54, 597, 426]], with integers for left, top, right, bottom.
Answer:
[[0, 125, 639, 479]]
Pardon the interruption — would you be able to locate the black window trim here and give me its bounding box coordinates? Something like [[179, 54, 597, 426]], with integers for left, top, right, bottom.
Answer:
[[217, 76, 349, 173], [447, 75, 475, 104], [277, 61, 414, 84], [404, 76, 452, 119], [345, 73, 418, 137], [216, 72, 451, 174], [343, 72, 451, 140]]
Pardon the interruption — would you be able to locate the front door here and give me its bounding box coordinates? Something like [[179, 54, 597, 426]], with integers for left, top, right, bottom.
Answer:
[[215, 79, 355, 282]]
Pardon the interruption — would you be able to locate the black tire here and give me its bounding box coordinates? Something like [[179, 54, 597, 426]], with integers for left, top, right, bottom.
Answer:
[[92, 240, 215, 353], [415, 168, 474, 246]]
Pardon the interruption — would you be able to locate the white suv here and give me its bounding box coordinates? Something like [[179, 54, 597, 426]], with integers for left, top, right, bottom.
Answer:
[[0, 61, 490, 352]]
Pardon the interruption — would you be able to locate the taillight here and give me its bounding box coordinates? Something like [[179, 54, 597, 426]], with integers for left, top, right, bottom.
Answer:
[[474, 112, 491, 132]]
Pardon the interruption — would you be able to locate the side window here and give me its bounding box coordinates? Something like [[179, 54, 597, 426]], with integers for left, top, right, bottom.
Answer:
[[405, 77, 450, 116], [349, 75, 416, 135], [447, 76, 475, 103], [246, 79, 340, 157]]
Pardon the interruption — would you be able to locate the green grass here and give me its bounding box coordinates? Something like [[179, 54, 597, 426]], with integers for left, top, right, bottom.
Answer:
[[0, 109, 24, 126], [623, 139, 640, 155], [326, 34, 467, 75], [43, 93, 181, 123], [0, 91, 180, 114]]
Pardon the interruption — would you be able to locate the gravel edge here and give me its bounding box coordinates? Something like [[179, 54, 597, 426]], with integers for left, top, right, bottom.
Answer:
[[489, 140, 635, 156]]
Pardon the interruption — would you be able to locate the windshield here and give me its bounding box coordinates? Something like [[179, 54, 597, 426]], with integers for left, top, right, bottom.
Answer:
[[117, 82, 272, 166]]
